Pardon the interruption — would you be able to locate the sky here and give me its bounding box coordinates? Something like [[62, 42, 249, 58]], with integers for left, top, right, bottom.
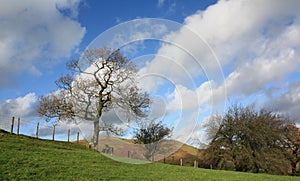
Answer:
[[0, 0, 300, 146]]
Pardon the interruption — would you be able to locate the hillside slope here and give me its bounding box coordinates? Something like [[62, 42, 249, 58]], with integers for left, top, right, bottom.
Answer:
[[0, 129, 297, 180], [80, 136, 203, 165]]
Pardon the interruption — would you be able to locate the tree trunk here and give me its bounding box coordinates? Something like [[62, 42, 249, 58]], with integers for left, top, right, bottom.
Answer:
[[93, 120, 100, 149], [291, 150, 299, 176], [291, 162, 297, 176]]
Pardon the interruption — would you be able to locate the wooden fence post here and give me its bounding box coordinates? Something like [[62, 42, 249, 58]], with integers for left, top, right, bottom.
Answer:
[[194, 160, 198, 168], [10, 117, 15, 134], [180, 158, 183, 166], [52, 125, 55, 141], [77, 132, 79, 143], [128, 151, 131, 158], [36, 122, 39, 139], [67, 128, 70, 142], [17, 117, 20, 135]]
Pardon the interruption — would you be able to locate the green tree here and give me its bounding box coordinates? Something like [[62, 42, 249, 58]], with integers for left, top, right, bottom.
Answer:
[[135, 120, 171, 161], [38, 48, 150, 148], [285, 124, 300, 175], [204, 104, 294, 175]]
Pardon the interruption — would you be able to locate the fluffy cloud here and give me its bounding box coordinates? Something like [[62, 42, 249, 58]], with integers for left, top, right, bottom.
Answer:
[[0, 93, 37, 118], [139, 0, 300, 124], [0, 91, 129, 139], [225, 48, 299, 96], [184, 0, 300, 61], [264, 81, 300, 121], [89, 18, 169, 59], [0, 0, 86, 88], [0, 93, 38, 130], [167, 81, 214, 112]]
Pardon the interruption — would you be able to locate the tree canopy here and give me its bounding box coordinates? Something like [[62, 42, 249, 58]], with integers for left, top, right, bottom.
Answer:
[[134, 120, 171, 161], [204, 104, 299, 175], [38, 48, 150, 148]]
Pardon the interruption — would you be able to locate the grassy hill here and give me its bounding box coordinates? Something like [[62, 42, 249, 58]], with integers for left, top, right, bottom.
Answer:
[[0, 129, 298, 180]]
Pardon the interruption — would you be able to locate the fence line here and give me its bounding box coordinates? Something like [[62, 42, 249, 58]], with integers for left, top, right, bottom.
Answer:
[[3, 116, 201, 168], [3, 116, 81, 143]]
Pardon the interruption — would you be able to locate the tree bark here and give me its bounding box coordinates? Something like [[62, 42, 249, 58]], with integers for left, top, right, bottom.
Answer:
[[292, 165, 296, 176], [93, 120, 100, 149]]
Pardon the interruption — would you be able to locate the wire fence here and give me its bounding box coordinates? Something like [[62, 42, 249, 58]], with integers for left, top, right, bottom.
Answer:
[[0, 115, 85, 143]]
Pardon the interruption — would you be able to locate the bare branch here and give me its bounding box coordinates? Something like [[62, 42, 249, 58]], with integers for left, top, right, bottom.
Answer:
[[38, 47, 150, 148]]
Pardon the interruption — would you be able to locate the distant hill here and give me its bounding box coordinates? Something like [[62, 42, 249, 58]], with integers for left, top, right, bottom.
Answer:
[[78, 136, 204, 166]]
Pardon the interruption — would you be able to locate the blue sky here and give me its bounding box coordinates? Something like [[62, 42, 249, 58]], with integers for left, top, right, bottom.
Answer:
[[0, 0, 216, 100], [1, 0, 300, 145]]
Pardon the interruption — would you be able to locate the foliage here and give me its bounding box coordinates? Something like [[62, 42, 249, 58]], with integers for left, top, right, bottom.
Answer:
[[1, 130, 298, 180], [202, 114, 223, 142], [204, 104, 297, 175], [38, 48, 150, 148], [285, 124, 300, 175], [134, 120, 171, 161]]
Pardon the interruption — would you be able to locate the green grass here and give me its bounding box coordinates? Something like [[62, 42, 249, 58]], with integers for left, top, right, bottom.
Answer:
[[0, 130, 299, 180]]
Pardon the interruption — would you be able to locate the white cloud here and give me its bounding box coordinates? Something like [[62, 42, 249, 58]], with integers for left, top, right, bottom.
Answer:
[[225, 48, 299, 96], [88, 19, 169, 59], [167, 81, 214, 112], [0, 91, 129, 139], [119, 1, 300, 144], [136, 28, 223, 97], [140, 0, 300, 118], [185, 0, 300, 45], [0, 93, 38, 118], [55, 0, 82, 18], [0, 0, 86, 88], [264, 81, 300, 121]]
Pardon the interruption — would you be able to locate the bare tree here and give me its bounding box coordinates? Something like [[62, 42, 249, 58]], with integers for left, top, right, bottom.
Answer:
[[38, 48, 150, 148]]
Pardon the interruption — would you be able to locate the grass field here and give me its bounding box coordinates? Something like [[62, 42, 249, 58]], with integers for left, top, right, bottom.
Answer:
[[0, 129, 299, 180]]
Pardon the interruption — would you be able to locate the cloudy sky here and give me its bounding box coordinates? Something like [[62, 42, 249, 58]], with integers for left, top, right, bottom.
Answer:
[[0, 0, 300, 143]]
